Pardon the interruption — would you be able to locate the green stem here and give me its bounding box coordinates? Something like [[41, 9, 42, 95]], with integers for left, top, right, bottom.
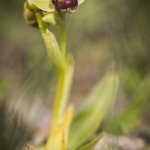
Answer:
[[35, 11, 74, 132], [51, 70, 65, 129], [35, 12, 47, 35], [51, 57, 74, 131], [57, 13, 67, 62]]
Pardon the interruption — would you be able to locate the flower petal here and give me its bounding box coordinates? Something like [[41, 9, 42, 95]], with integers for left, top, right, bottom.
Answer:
[[78, 0, 85, 5]]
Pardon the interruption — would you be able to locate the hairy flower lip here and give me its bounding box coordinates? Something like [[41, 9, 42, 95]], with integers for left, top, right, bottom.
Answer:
[[52, 0, 78, 13]]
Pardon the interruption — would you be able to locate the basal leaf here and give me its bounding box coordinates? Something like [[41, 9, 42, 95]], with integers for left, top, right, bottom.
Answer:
[[46, 104, 74, 150], [68, 72, 119, 149]]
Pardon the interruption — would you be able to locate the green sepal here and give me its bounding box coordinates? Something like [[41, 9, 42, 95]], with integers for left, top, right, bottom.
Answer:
[[46, 105, 74, 150], [42, 13, 65, 27], [23, 2, 37, 26], [28, 0, 55, 12]]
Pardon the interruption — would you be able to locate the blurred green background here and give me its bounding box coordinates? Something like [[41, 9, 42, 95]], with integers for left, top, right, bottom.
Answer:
[[0, 0, 150, 149]]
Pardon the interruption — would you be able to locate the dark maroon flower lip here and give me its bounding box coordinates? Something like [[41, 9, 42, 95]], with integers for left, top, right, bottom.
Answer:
[[52, 0, 78, 13]]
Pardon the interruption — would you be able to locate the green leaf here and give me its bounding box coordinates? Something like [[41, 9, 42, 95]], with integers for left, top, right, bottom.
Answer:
[[36, 12, 66, 70], [36, 13, 64, 70], [78, 132, 104, 150], [68, 72, 119, 149], [43, 28, 65, 70], [29, 0, 54, 12], [46, 104, 74, 150]]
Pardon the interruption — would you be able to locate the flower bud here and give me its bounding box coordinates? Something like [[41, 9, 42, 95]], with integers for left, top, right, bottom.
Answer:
[[23, 1, 38, 27], [52, 0, 78, 14]]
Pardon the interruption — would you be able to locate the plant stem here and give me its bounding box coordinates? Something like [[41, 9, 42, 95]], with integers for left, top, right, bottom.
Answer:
[[51, 55, 74, 131], [52, 57, 74, 130], [51, 70, 64, 128], [35, 12, 47, 36], [35, 11, 74, 132]]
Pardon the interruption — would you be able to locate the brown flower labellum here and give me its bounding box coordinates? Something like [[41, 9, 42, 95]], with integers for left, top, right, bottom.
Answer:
[[52, 0, 78, 13]]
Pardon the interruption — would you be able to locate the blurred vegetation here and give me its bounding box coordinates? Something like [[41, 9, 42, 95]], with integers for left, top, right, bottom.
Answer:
[[0, 0, 150, 149]]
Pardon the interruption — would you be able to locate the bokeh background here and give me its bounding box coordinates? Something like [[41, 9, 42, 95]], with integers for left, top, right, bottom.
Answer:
[[0, 0, 150, 149]]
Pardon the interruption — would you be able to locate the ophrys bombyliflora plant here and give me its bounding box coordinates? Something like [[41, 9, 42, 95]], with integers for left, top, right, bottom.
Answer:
[[23, 0, 119, 149]]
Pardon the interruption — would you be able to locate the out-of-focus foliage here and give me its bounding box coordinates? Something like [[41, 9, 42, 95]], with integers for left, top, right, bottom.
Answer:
[[0, 78, 8, 101], [106, 71, 150, 135]]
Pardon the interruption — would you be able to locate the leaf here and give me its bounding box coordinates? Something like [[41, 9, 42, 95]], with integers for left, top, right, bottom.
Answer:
[[46, 104, 74, 150], [43, 28, 65, 70], [78, 132, 104, 150], [68, 72, 119, 149], [36, 12, 66, 70], [29, 0, 54, 12]]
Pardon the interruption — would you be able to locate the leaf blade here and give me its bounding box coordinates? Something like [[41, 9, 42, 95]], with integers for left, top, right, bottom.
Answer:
[[68, 72, 119, 149], [46, 104, 74, 150]]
